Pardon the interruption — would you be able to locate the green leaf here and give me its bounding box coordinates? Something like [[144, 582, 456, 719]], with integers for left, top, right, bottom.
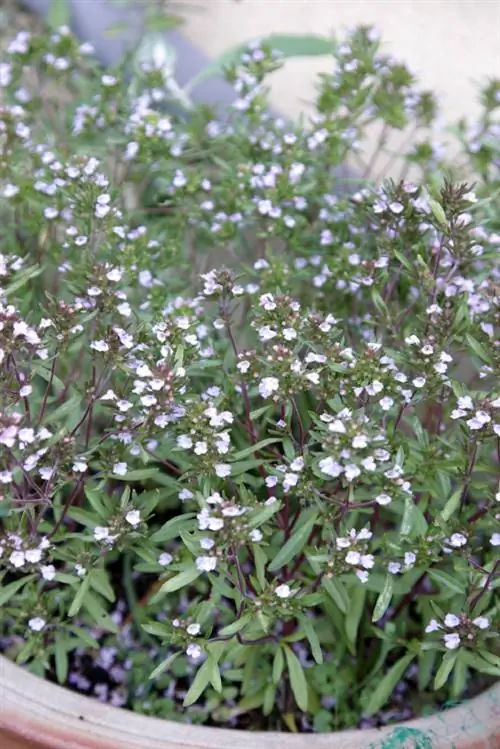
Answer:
[[68, 573, 92, 617], [401, 496, 427, 538], [185, 34, 336, 94], [365, 653, 416, 715], [268, 513, 318, 571], [54, 640, 69, 685], [111, 468, 160, 481], [428, 569, 466, 596], [440, 489, 462, 522], [272, 647, 284, 684], [428, 198, 448, 228], [183, 657, 213, 706], [208, 656, 222, 692], [0, 575, 35, 607], [90, 568, 116, 603], [149, 652, 180, 680], [434, 652, 457, 690], [82, 593, 119, 633], [150, 513, 196, 543], [232, 437, 280, 460], [47, 0, 70, 29], [249, 501, 281, 528], [301, 617, 323, 665], [253, 546, 267, 591], [461, 651, 500, 677], [284, 645, 309, 712], [372, 575, 393, 622], [466, 334, 492, 364], [321, 576, 348, 614], [151, 566, 201, 600], [219, 613, 252, 637], [418, 649, 437, 691], [345, 585, 366, 653], [84, 486, 108, 519]]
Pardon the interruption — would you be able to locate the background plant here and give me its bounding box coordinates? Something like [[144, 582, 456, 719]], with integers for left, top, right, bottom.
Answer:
[[0, 20, 499, 732]]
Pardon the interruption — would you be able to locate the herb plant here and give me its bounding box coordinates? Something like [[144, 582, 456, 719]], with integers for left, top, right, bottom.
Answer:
[[0, 21, 499, 733]]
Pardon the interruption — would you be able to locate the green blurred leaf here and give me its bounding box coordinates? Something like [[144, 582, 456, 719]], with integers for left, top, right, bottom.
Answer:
[[301, 617, 323, 664], [321, 576, 348, 614], [345, 585, 366, 653], [0, 575, 35, 607], [150, 513, 196, 543], [149, 652, 180, 680], [365, 653, 415, 715], [372, 575, 393, 622], [185, 34, 336, 94], [284, 645, 309, 712], [151, 566, 201, 600], [268, 513, 317, 571], [434, 651, 457, 690], [47, 0, 70, 30]]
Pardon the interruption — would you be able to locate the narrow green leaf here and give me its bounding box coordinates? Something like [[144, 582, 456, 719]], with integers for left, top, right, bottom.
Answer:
[[268, 513, 318, 572], [365, 653, 415, 715], [272, 647, 284, 684], [84, 487, 108, 519], [0, 575, 35, 607], [68, 573, 92, 617], [185, 34, 336, 94], [418, 649, 437, 691], [434, 652, 457, 690], [208, 656, 222, 692], [183, 658, 212, 706], [111, 468, 159, 481], [440, 489, 462, 522], [345, 585, 366, 653], [253, 546, 267, 591], [321, 576, 348, 614], [150, 513, 196, 543], [82, 592, 119, 633], [149, 652, 180, 680], [301, 618, 323, 665], [151, 566, 201, 600], [90, 568, 116, 603], [284, 646, 309, 712], [219, 613, 252, 637], [47, 0, 70, 29], [428, 569, 466, 596], [232, 437, 280, 460], [372, 575, 393, 622], [54, 640, 69, 685]]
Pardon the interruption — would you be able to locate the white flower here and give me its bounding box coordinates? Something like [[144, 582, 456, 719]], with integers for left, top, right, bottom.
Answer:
[[448, 533, 467, 548], [329, 419, 346, 434], [9, 550, 25, 568], [275, 583, 292, 599], [41, 565, 56, 581], [319, 457, 343, 477], [404, 551, 416, 568], [158, 552, 173, 566], [458, 396, 473, 410], [113, 462, 128, 476], [290, 457, 304, 472], [177, 435, 193, 449], [366, 380, 384, 396], [472, 617, 490, 629], [90, 340, 109, 352], [356, 569, 369, 583], [413, 377, 426, 388], [200, 537, 215, 550], [425, 619, 441, 633], [444, 613, 460, 628], [94, 526, 110, 541], [375, 493, 392, 506], [490, 533, 500, 546], [379, 397, 394, 411], [360, 554, 375, 569], [194, 441, 208, 455], [258, 325, 277, 342], [249, 529, 263, 543], [388, 562, 401, 574], [186, 643, 203, 661], [125, 510, 141, 527], [258, 377, 279, 398], [28, 617, 46, 632], [196, 555, 217, 572], [25, 548, 42, 564], [179, 489, 194, 501], [187, 623, 201, 636], [73, 460, 88, 473], [352, 435, 368, 449], [215, 463, 231, 478], [443, 632, 461, 650], [344, 464, 361, 482], [345, 551, 361, 565]]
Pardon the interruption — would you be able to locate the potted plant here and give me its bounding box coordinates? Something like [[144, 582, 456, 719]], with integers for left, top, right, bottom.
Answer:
[[0, 20, 499, 749]]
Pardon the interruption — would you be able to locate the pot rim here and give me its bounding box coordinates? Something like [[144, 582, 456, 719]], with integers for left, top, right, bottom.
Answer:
[[0, 656, 499, 749]]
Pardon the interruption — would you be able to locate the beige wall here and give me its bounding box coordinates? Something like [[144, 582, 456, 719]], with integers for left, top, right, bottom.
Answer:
[[181, 0, 500, 174]]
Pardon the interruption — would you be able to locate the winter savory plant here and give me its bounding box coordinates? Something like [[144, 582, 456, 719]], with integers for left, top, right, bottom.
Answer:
[[0, 21, 499, 733]]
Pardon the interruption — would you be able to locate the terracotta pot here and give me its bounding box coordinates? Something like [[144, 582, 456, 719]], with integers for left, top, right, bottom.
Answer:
[[1, 655, 499, 749]]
